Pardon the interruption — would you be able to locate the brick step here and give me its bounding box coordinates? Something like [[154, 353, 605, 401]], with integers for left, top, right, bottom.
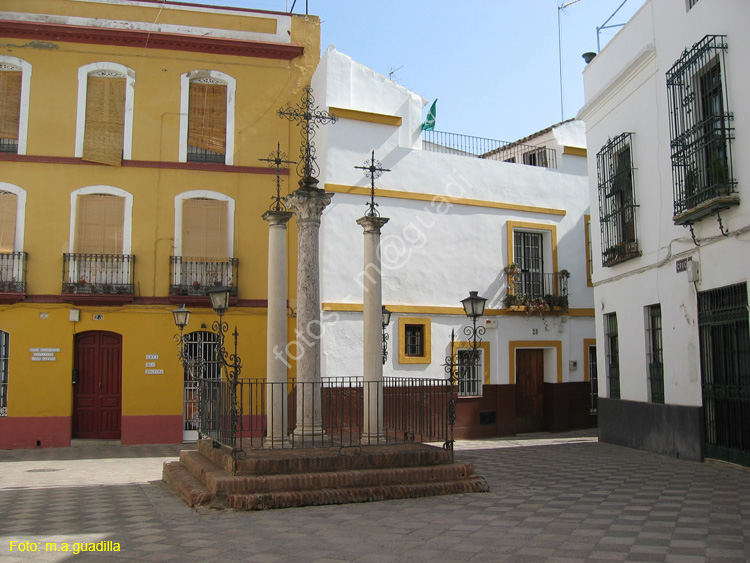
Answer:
[[162, 460, 215, 507], [180, 449, 481, 494], [197, 439, 453, 475], [227, 477, 490, 510]]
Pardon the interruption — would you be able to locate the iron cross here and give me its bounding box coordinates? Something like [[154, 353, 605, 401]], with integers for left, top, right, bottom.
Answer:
[[277, 86, 338, 181], [259, 142, 297, 211], [354, 150, 390, 217]]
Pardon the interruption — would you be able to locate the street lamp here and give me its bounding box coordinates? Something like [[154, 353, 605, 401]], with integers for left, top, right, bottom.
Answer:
[[461, 290, 487, 360], [172, 304, 192, 365], [206, 286, 231, 318], [381, 306, 392, 365]]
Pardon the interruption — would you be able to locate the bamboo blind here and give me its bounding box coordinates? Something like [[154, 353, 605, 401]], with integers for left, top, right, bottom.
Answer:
[[0, 192, 17, 252], [0, 71, 21, 140], [74, 194, 125, 255], [188, 82, 227, 154], [82, 75, 126, 166], [182, 198, 228, 260]]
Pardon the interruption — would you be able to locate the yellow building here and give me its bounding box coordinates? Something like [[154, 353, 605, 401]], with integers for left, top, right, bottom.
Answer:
[[0, 0, 318, 448]]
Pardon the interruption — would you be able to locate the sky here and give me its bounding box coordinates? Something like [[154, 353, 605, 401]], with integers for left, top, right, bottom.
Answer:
[[187, 0, 648, 142]]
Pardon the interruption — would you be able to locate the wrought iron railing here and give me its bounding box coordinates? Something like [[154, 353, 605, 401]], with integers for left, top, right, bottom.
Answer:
[[0, 252, 27, 293], [169, 257, 238, 296], [62, 253, 135, 294], [187, 145, 225, 163], [422, 130, 557, 169], [504, 271, 569, 310], [196, 376, 454, 457], [0, 138, 18, 153]]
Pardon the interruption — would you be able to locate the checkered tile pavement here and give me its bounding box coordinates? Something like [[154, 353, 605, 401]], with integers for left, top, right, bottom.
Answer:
[[1, 434, 749, 562]]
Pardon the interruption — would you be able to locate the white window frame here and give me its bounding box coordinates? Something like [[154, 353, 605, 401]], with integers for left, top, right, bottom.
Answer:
[[174, 190, 235, 258], [69, 186, 133, 254], [75, 62, 135, 161], [0, 56, 32, 155], [0, 182, 26, 252], [179, 70, 236, 165]]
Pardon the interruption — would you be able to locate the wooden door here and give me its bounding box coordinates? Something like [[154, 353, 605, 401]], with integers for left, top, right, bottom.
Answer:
[[73, 331, 122, 439], [516, 349, 545, 433]]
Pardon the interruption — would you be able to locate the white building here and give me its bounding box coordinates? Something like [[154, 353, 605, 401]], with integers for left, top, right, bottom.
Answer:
[[313, 47, 596, 438], [579, 0, 749, 464]]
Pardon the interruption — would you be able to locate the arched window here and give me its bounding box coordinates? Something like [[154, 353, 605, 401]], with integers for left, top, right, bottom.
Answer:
[[0, 183, 27, 292], [0, 56, 32, 155], [75, 63, 135, 166], [179, 70, 235, 165]]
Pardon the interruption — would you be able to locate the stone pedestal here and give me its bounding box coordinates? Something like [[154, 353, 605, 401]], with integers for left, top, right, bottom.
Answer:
[[262, 210, 293, 448], [357, 215, 389, 444], [285, 183, 333, 440]]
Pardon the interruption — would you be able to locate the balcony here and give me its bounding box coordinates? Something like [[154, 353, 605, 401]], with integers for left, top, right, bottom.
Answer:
[[422, 130, 557, 169], [0, 252, 27, 303], [503, 271, 569, 314], [169, 257, 238, 305], [62, 253, 135, 305]]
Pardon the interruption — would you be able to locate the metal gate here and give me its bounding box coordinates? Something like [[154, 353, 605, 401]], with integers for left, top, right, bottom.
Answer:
[[698, 282, 750, 466], [182, 331, 220, 442]]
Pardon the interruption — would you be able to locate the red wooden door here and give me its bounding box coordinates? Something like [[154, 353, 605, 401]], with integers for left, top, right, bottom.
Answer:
[[516, 349, 545, 433], [73, 331, 122, 439]]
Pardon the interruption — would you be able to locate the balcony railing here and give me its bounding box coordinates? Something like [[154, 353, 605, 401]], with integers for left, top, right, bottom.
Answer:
[[62, 253, 135, 294], [422, 130, 557, 169], [503, 271, 569, 311], [0, 252, 27, 293], [169, 257, 238, 296]]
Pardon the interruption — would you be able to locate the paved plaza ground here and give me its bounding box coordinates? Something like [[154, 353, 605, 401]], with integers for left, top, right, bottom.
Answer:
[[1, 432, 749, 562]]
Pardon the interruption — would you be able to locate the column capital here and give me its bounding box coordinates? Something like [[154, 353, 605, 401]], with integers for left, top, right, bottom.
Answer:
[[262, 210, 294, 226], [285, 188, 334, 224], [357, 215, 390, 234]]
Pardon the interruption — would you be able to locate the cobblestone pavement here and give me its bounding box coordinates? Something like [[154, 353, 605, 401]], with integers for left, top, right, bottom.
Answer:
[[1, 433, 749, 562]]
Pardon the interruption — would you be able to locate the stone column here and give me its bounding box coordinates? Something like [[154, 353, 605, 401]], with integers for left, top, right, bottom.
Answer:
[[285, 184, 333, 441], [357, 215, 389, 444], [262, 209, 293, 448]]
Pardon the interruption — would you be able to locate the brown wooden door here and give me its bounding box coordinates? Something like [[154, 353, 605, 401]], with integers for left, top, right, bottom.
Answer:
[[516, 349, 545, 433], [73, 331, 122, 439]]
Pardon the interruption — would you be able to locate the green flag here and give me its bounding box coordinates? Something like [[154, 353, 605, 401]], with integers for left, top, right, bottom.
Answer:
[[421, 99, 437, 131]]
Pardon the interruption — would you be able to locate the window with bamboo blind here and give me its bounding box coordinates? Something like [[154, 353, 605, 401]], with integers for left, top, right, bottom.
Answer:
[[0, 192, 17, 252], [74, 194, 125, 255], [0, 66, 22, 154], [83, 71, 126, 167], [187, 79, 227, 163], [182, 198, 229, 260]]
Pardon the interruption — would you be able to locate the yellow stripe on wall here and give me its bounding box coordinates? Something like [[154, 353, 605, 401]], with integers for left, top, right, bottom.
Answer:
[[328, 107, 402, 127]]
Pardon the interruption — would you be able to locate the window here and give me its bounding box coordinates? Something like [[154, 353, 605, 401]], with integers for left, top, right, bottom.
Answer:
[[0, 330, 7, 416], [646, 304, 664, 404], [523, 147, 548, 167], [667, 35, 736, 225], [687, 0, 700, 9], [457, 348, 483, 397], [0, 57, 31, 155], [172, 192, 236, 295], [605, 313, 620, 399], [588, 345, 598, 413], [398, 317, 431, 364], [75, 63, 135, 166], [179, 71, 236, 165], [584, 215, 593, 286], [65, 187, 134, 294], [597, 133, 640, 267], [0, 183, 27, 292]]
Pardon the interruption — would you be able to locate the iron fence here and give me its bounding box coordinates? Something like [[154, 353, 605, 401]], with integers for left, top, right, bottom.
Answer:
[[195, 376, 454, 458], [0, 252, 27, 293], [62, 253, 135, 294], [169, 256, 238, 296], [505, 271, 569, 310], [422, 130, 557, 169]]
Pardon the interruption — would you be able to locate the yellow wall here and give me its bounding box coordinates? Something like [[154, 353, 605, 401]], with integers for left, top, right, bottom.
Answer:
[[0, 0, 320, 426]]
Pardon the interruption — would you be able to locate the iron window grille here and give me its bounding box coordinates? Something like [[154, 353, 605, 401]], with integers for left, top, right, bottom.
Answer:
[[646, 304, 665, 404], [597, 133, 640, 267], [698, 283, 750, 466], [688, 0, 700, 9], [605, 313, 620, 399], [667, 35, 737, 225], [0, 330, 8, 416], [404, 324, 424, 357], [457, 349, 483, 397]]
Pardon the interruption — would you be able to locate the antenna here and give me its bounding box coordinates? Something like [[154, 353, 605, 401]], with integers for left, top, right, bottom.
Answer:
[[388, 65, 404, 81], [558, 0, 583, 122], [597, 0, 629, 52]]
